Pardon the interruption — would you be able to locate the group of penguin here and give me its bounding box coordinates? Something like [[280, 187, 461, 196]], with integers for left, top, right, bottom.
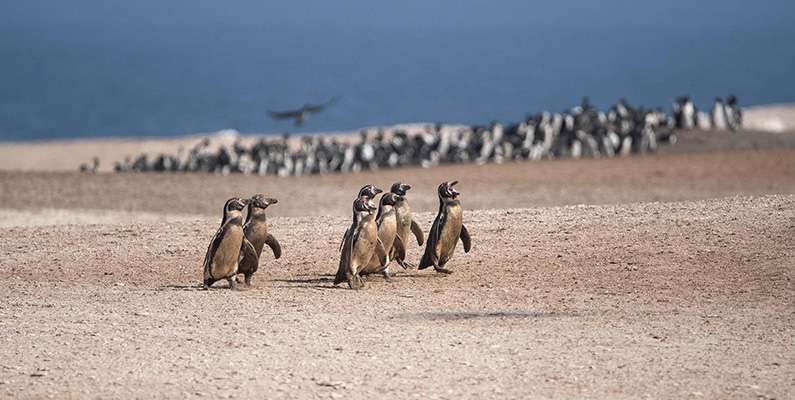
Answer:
[[102, 95, 742, 176], [202, 181, 471, 290], [673, 95, 742, 131]]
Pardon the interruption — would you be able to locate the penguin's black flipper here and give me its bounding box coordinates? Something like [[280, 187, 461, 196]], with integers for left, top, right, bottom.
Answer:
[[392, 234, 405, 260], [335, 229, 355, 285], [333, 260, 347, 285], [334, 238, 350, 285], [265, 234, 282, 259], [419, 217, 440, 270], [418, 248, 436, 270], [238, 237, 259, 279], [391, 234, 405, 258], [339, 228, 350, 253], [410, 219, 425, 246], [460, 224, 471, 253], [203, 224, 226, 277]]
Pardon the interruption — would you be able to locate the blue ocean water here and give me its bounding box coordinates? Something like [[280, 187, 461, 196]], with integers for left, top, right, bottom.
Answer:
[[1, 0, 794, 140]]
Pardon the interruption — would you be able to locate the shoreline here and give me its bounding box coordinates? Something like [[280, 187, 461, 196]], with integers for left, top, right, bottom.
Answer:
[[0, 104, 792, 173], [1, 102, 793, 146]]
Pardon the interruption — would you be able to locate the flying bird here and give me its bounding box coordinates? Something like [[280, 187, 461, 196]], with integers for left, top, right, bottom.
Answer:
[[268, 97, 340, 126]]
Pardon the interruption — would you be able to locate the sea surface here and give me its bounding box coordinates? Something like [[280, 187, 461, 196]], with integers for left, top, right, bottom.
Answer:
[[1, 0, 794, 140]]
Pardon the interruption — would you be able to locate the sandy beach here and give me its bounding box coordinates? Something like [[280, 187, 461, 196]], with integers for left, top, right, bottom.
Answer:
[[1, 106, 794, 399]]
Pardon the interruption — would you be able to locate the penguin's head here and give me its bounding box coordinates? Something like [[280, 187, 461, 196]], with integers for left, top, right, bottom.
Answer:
[[438, 181, 460, 199], [390, 182, 412, 196], [353, 195, 377, 214], [358, 184, 383, 199], [380, 192, 402, 207], [224, 197, 249, 213], [250, 194, 278, 209]]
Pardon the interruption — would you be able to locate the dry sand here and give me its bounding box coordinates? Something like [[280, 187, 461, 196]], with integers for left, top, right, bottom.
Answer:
[[1, 193, 793, 399], [1, 148, 794, 220], [1, 116, 794, 399]]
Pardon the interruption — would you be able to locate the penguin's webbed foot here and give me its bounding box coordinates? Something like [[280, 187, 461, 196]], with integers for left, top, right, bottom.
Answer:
[[348, 275, 364, 290], [382, 271, 393, 283], [228, 277, 240, 290], [351, 275, 366, 290], [434, 267, 453, 275]]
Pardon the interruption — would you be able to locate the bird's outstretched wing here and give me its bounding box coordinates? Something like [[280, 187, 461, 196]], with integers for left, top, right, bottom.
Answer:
[[268, 110, 303, 120], [304, 96, 340, 113]]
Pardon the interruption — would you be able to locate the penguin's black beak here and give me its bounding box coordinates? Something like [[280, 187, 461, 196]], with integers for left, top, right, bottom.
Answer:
[[374, 187, 384, 195], [402, 184, 412, 191], [266, 198, 278, 206]]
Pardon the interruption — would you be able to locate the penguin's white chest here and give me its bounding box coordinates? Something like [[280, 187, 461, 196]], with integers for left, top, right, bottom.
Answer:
[[438, 206, 462, 260], [213, 225, 244, 275]]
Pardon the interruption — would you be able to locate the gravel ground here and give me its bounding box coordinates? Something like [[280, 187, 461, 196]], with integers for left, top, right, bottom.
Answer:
[[1, 191, 793, 399]]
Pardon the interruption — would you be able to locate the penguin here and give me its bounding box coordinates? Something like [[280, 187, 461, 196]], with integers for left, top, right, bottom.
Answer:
[[359, 192, 403, 281], [237, 194, 281, 287], [388, 182, 424, 269], [725, 95, 742, 131], [711, 97, 727, 130], [334, 196, 387, 289], [203, 197, 250, 289], [358, 184, 383, 199], [418, 181, 471, 274]]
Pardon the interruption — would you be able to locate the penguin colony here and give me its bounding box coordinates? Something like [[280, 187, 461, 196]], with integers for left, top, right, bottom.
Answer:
[[202, 181, 470, 290], [105, 95, 742, 175]]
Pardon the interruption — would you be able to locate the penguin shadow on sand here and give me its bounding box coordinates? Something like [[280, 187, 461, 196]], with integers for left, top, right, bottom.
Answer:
[[272, 273, 400, 290], [158, 282, 211, 291], [271, 274, 337, 288], [398, 311, 577, 322], [388, 271, 445, 279], [270, 274, 398, 290]]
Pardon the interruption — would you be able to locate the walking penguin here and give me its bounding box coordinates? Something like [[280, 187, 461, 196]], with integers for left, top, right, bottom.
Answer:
[[203, 197, 250, 289], [334, 195, 387, 289], [389, 182, 424, 269], [359, 192, 403, 281], [238, 194, 281, 287], [418, 181, 471, 274]]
